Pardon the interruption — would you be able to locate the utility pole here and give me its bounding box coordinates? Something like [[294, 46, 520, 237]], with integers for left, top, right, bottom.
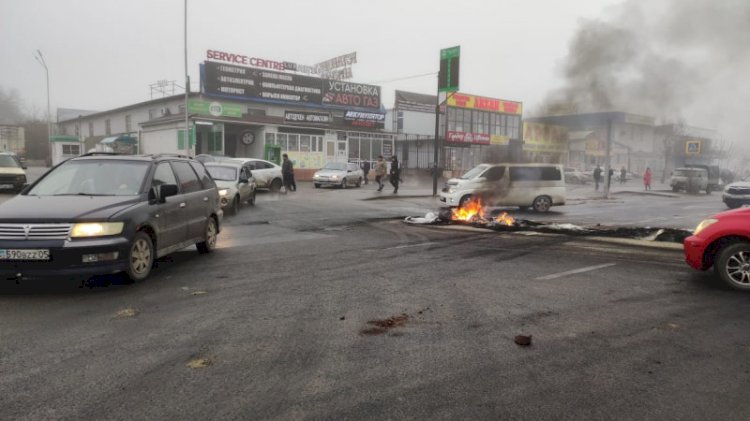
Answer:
[[183, 0, 190, 157], [33, 50, 51, 165], [432, 72, 442, 196]]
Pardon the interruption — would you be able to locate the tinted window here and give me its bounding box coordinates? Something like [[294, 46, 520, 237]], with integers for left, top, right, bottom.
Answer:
[[171, 161, 202, 193], [152, 163, 178, 187], [510, 166, 562, 181], [190, 161, 216, 188], [483, 166, 505, 181]]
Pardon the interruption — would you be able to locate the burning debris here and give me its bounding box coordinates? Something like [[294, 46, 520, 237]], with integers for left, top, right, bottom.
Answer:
[[404, 199, 692, 244]]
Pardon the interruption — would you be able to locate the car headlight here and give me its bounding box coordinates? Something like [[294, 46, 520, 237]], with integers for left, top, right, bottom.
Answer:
[[70, 222, 124, 238], [218, 189, 228, 197], [693, 218, 718, 235], [331, 175, 339, 180]]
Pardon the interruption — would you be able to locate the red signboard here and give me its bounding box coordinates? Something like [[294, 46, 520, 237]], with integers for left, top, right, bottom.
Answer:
[[446, 131, 491, 145]]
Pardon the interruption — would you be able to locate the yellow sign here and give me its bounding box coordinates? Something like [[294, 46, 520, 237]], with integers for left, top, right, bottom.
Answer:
[[523, 122, 568, 153], [447, 92, 523, 115], [288, 152, 325, 169], [490, 135, 509, 145], [685, 140, 701, 155]]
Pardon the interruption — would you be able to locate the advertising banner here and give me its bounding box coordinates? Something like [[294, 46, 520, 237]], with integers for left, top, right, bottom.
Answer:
[[203, 61, 380, 110], [188, 100, 243, 117], [284, 111, 332, 124], [343, 110, 385, 129], [522, 122, 568, 152], [447, 93, 523, 115], [446, 131, 491, 145]]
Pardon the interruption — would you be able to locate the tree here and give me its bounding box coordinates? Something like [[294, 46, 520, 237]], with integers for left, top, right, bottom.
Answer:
[[0, 87, 25, 125]]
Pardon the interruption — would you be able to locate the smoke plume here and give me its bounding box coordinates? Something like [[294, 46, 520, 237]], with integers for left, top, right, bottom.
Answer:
[[541, 0, 750, 150]]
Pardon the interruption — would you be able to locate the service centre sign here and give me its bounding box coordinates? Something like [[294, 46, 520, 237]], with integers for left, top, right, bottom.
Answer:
[[203, 61, 381, 110]]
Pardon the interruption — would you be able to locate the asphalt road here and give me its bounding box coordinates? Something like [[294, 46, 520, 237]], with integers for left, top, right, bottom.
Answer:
[[2, 185, 749, 420]]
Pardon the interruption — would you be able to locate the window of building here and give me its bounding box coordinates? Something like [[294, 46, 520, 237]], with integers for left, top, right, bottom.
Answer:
[[348, 136, 359, 159], [287, 134, 299, 152], [74, 124, 80, 137], [397, 111, 404, 132], [300, 135, 311, 152], [265, 132, 275, 146], [125, 115, 132, 133], [148, 109, 157, 120], [88, 122, 94, 137], [276, 133, 287, 150], [105, 119, 111, 135], [61, 144, 81, 155]]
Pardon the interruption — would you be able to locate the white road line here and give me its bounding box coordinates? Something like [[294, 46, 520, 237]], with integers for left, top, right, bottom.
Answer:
[[535, 263, 617, 280], [387, 242, 435, 250]]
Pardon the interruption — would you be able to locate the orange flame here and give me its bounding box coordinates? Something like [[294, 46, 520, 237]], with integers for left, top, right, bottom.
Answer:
[[451, 197, 486, 222], [495, 212, 515, 226]]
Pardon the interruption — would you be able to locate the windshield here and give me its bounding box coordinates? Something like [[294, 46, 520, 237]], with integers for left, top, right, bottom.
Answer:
[[27, 160, 150, 196], [460, 165, 489, 180], [0, 155, 20, 168], [323, 162, 347, 171], [206, 165, 237, 181]]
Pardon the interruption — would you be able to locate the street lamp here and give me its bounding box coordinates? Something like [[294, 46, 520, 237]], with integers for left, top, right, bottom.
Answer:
[[33, 49, 52, 165]]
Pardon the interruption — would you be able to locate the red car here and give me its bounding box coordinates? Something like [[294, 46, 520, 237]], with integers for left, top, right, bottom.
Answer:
[[684, 207, 750, 290]]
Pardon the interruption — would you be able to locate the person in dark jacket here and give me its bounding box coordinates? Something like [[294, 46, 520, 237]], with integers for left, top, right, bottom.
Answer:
[[361, 160, 370, 185], [607, 168, 614, 189], [593, 165, 602, 191], [281, 153, 296, 192], [389, 156, 400, 194]]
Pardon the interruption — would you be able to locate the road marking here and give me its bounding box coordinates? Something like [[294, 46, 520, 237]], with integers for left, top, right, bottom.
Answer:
[[535, 263, 617, 280], [387, 242, 435, 250]]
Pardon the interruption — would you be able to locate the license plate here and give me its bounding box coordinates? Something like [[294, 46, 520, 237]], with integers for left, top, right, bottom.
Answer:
[[0, 249, 50, 261]]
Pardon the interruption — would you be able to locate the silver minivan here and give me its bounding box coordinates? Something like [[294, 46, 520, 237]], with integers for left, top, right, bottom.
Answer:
[[440, 163, 566, 212]]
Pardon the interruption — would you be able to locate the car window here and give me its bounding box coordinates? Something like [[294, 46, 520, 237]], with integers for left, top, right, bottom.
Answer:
[[171, 161, 203, 193], [0, 155, 20, 168], [205, 165, 237, 181], [483, 166, 505, 181], [509, 166, 562, 181], [259, 161, 275, 169], [460, 165, 488, 179], [27, 160, 149, 196], [152, 162, 178, 188], [190, 161, 216, 189]]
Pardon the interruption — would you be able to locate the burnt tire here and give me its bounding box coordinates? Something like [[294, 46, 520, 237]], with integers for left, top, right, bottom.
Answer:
[[532, 195, 552, 213], [714, 242, 750, 291], [270, 179, 282, 192], [127, 232, 154, 282], [196, 217, 218, 254], [459, 194, 473, 207]]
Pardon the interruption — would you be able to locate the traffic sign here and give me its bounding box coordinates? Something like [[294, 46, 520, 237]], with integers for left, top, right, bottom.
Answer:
[[439, 46, 460, 93]]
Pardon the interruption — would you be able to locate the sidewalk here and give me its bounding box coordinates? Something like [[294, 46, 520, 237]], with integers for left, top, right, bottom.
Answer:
[[566, 181, 679, 200]]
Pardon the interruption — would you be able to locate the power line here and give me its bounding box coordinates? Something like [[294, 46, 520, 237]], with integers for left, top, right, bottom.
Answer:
[[373, 71, 438, 84]]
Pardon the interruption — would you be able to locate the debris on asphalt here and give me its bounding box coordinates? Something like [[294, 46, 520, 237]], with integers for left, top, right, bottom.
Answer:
[[339, 316, 346, 321], [114, 308, 138, 318], [404, 212, 439, 225], [186, 357, 212, 369], [514, 334, 533, 346], [360, 314, 409, 336], [190, 290, 207, 296], [417, 307, 431, 315]]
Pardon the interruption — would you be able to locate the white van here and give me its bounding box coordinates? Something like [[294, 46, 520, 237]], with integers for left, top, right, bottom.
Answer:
[[439, 163, 566, 212]]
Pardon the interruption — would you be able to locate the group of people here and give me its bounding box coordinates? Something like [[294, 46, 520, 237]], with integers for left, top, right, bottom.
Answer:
[[591, 165, 652, 191], [361, 155, 401, 194], [281, 153, 402, 194]]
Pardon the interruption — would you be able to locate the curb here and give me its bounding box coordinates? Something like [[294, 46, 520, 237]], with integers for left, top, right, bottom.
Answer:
[[612, 191, 680, 198], [362, 194, 436, 201]]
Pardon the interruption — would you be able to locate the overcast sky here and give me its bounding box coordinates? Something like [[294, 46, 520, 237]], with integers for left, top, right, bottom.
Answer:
[[1, 0, 620, 116]]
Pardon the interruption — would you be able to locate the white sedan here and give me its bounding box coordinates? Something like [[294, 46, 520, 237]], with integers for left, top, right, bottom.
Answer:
[[231, 158, 284, 192], [313, 162, 364, 188]]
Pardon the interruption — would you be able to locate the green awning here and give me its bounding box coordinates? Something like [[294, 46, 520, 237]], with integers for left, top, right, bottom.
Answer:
[[49, 135, 81, 143], [101, 135, 137, 145]]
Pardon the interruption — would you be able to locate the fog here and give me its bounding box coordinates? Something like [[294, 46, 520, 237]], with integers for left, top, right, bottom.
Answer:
[[540, 0, 750, 151]]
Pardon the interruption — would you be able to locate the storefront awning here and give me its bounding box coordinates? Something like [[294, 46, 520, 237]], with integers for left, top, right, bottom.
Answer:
[[100, 135, 137, 145]]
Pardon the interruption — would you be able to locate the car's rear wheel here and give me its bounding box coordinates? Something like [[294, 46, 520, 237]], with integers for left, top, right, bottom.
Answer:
[[341, 178, 347, 189], [714, 242, 750, 291], [532, 195, 552, 213], [270, 178, 282, 192], [197, 217, 218, 254], [127, 232, 154, 281], [229, 196, 240, 215], [726, 201, 741, 209], [356, 177, 362, 188]]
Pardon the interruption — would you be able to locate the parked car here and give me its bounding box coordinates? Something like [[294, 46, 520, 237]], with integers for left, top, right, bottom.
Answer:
[[205, 161, 256, 215], [687, 164, 721, 192], [670, 167, 710, 194], [0, 153, 222, 282], [312, 162, 364, 188], [0, 153, 27, 193], [684, 207, 750, 290], [230, 158, 284, 192], [722, 175, 750, 209], [440, 163, 566, 212], [564, 167, 589, 184]]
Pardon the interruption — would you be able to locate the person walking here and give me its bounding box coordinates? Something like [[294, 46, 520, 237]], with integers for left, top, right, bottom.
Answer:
[[361, 160, 370, 185], [593, 165, 602, 191], [374, 155, 387, 192], [281, 153, 296, 192], [390, 156, 400, 194], [607, 168, 614, 189], [643, 167, 652, 191], [620, 166, 627, 184]]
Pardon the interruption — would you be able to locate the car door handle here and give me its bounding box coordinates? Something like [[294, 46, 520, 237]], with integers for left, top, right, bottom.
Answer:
[[179, 202, 186, 208]]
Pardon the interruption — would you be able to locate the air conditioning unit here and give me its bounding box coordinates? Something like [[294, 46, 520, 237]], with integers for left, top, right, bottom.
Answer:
[[160, 107, 171, 116]]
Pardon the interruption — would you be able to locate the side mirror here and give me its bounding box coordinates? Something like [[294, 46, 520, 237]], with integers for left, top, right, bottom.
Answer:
[[158, 184, 179, 203]]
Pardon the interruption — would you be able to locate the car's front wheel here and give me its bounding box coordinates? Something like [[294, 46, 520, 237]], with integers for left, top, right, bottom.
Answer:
[[314, 183, 321, 188], [714, 242, 750, 290], [197, 217, 218, 254], [532, 195, 552, 213], [356, 177, 362, 187], [127, 232, 154, 281], [341, 178, 347, 189]]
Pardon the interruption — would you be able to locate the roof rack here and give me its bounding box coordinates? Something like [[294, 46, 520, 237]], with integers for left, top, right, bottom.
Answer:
[[79, 152, 125, 157], [152, 153, 192, 159]]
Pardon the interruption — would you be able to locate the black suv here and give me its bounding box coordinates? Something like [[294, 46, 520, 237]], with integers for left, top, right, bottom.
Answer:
[[0, 153, 222, 281]]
